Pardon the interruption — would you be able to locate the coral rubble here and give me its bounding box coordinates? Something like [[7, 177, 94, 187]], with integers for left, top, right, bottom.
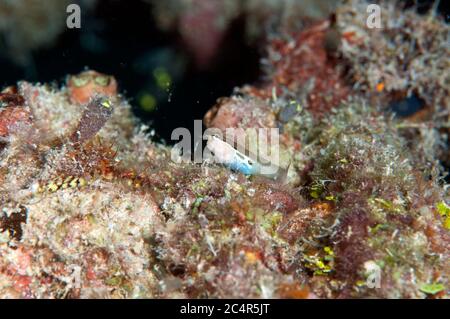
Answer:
[[0, 0, 449, 299]]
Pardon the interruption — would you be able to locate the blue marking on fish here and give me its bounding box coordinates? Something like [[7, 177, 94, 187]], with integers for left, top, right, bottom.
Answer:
[[205, 135, 289, 182]]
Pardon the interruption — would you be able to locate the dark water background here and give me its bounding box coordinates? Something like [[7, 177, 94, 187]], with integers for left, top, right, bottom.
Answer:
[[0, 0, 261, 143]]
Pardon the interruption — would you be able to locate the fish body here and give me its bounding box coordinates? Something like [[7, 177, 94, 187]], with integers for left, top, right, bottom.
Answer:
[[228, 151, 257, 175], [205, 135, 288, 182]]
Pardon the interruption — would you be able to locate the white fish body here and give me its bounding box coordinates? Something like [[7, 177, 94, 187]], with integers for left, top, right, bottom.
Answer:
[[205, 135, 288, 182]]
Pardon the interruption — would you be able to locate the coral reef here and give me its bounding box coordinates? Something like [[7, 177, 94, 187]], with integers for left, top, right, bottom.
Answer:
[[337, 0, 449, 111], [335, 0, 449, 170], [0, 0, 448, 299]]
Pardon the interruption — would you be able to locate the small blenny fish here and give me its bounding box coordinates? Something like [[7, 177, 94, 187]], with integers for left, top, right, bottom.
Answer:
[[205, 134, 289, 182]]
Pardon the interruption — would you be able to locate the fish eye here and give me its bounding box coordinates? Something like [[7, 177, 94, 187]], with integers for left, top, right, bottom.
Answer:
[[211, 134, 221, 140], [71, 75, 89, 87], [247, 160, 253, 166], [94, 75, 111, 86]]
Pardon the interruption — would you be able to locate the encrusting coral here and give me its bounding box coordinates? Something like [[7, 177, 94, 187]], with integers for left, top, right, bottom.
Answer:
[[0, 0, 448, 299]]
